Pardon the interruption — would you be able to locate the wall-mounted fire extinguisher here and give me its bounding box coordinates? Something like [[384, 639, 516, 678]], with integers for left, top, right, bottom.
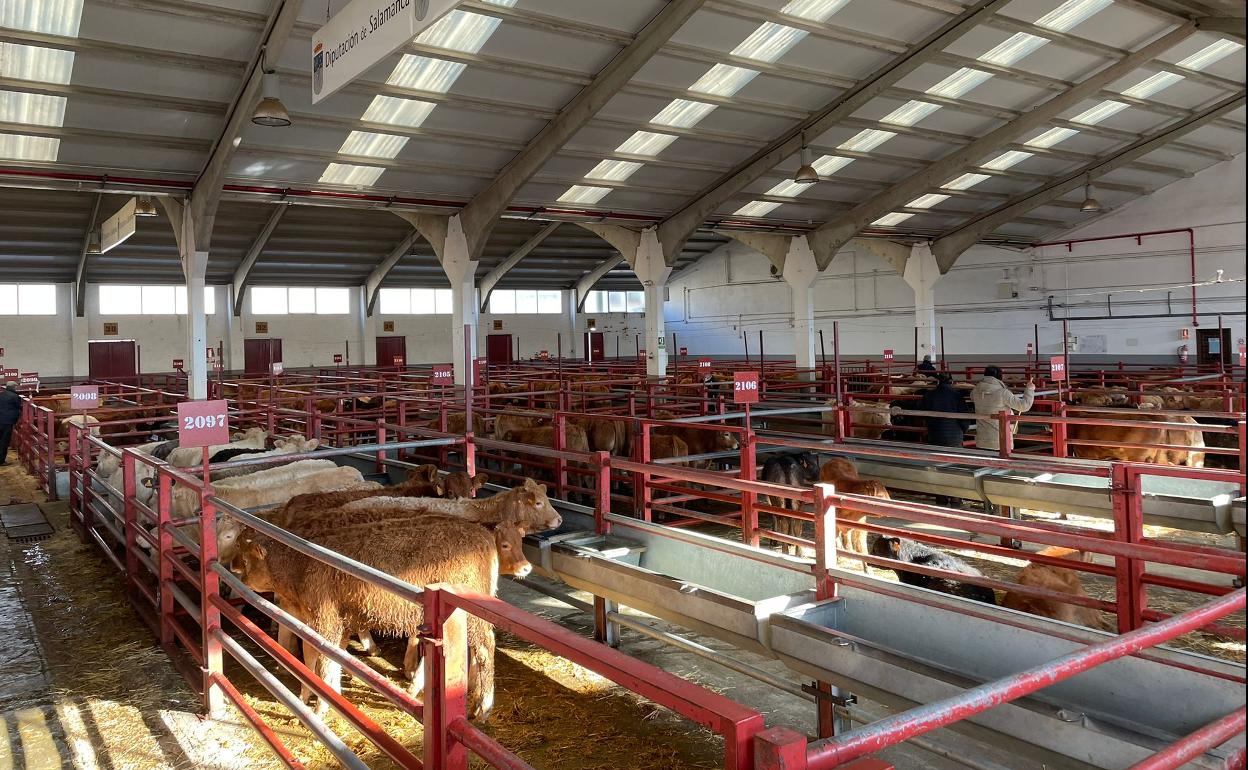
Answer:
[[1178, 344, 1190, 364]]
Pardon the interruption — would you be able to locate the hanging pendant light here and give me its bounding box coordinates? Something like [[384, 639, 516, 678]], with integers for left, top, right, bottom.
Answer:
[[794, 135, 819, 185], [134, 195, 158, 217], [1079, 176, 1103, 213], [87, 232, 101, 254], [252, 47, 291, 127]]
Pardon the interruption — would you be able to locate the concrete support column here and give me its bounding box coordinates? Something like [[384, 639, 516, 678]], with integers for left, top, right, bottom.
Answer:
[[70, 283, 89, 377], [185, 251, 209, 399], [441, 217, 479, 384], [356, 286, 376, 366], [903, 243, 941, 362], [565, 290, 579, 359], [633, 229, 672, 378], [224, 288, 245, 372], [782, 236, 819, 373]]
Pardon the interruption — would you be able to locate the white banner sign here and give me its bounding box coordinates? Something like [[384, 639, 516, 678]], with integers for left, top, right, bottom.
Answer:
[[313, 0, 462, 103], [100, 198, 137, 254]]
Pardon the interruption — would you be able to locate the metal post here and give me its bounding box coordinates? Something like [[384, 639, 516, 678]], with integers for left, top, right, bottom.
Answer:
[[939, 326, 946, 371], [743, 332, 750, 368], [812, 483, 840, 740], [1062, 318, 1070, 378], [422, 590, 468, 770], [833, 321, 842, 407], [741, 421, 757, 547], [158, 471, 175, 649], [199, 446, 225, 717], [1217, 314, 1225, 375], [1112, 464, 1145, 633], [463, 325, 476, 477], [1033, 323, 1040, 373]]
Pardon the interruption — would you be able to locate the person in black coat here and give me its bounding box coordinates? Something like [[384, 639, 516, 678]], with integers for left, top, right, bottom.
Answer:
[[916, 355, 937, 373], [0, 382, 24, 466], [917, 374, 972, 448]]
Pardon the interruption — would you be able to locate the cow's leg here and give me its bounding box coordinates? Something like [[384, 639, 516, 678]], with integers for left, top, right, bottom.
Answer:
[[300, 639, 319, 706], [356, 629, 375, 654]]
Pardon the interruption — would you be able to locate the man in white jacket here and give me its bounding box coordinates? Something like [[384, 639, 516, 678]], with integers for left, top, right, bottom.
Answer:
[[971, 366, 1035, 451]]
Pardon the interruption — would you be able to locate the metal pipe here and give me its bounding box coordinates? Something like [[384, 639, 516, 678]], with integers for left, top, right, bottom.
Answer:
[[447, 718, 535, 770], [516, 578, 595, 614], [1034, 228, 1198, 327], [805, 589, 1246, 769], [606, 611, 812, 701], [1125, 708, 1246, 770], [215, 631, 370, 770]]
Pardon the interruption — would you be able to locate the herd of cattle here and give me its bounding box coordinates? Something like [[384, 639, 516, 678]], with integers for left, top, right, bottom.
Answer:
[[91, 426, 559, 720], [827, 375, 1236, 468]]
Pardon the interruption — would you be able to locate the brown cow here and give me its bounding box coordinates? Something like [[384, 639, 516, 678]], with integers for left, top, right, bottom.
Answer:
[[652, 411, 739, 459], [819, 458, 890, 555], [493, 413, 548, 440], [231, 515, 523, 719], [822, 397, 893, 440], [1068, 407, 1205, 467], [500, 424, 591, 453], [1001, 547, 1114, 631], [568, 416, 631, 456]]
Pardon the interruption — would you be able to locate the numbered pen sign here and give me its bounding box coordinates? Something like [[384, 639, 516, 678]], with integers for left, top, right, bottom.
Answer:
[[70, 385, 99, 410], [1, 368, 17, 380], [1239, 342, 1245, 366], [177, 400, 230, 448], [172, 358, 184, 370], [333, 353, 343, 364], [206, 347, 215, 360], [393, 356, 405, 367], [697, 358, 712, 370], [679, 346, 688, 356], [1049, 355, 1067, 382], [538, 350, 550, 361], [473, 357, 486, 382], [430, 366, 454, 386], [733, 371, 760, 404], [883, 349, 895, 362], [18, 372, 39, 391], [270, 361, 284, 376]]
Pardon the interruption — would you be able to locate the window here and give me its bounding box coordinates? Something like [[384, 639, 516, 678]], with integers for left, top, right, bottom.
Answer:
[[98, 285, 214, 315], [250, 287, 349, 315], [488, 289, 563, 314], [584, 290, 644, 314], [377, 288, 452, 315]]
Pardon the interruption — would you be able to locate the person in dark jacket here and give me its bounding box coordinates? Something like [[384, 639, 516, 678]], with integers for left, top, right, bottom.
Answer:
[[916, 355, 937, 373], [917, 374, 971, 508], [917, 374, 972, 448], [0, 382, 23, 466]]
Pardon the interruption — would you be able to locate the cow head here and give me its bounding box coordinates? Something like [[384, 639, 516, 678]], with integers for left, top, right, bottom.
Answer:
[[444, 471, 488, 499], [493, 520, 531, 578], [517, 477, 561, 531]]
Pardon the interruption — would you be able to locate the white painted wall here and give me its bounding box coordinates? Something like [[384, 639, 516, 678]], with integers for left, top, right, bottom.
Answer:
[[84, 285, 232, 373], [0, 283, 73, 377], [665, 154, 1246, 361]]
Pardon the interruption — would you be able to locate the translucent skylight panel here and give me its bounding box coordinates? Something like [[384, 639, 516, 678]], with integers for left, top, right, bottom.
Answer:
[[585, 159, 643, 182], [689, 64, 759, 97], [978, 33, 1048, 67], [616, 131, 677, 156], [0, 133, 59, 161], [1120, 71, 1184, 99], [734, 200, 783, 217], [415, 7, 512, 54], [944, 172, 991, 190], [880, 100, 940, 127], [1025, 126, 1078, 148], [782, 0, 850, 20], [732, 23, 807, 64], [557, 185, 612, 205], [981, 150, 1033, 170], [1070, 100, 1128, 125], [0, 43, 75, 84], [0, 91, 65, 126], [872, 212, 913, 227], [1, 0, 84, 36], [1035, 0, 1112, 32], [319, 163, 385, 186], [767, 179, 813, 197], [1177, 39, 1243, 71], [388, 55, 467, 93], [651, 99, 717, 128], [812, 155, 854, 175], [926, 68, 994, 99], [839, 129, 896, 153], [339, 131, 409, 159], [908, 193, 950, 209], [361, 95, 436, 127]]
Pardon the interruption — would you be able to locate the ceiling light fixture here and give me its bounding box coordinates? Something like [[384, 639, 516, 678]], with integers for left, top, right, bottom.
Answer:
[[252, 47, 291, 127], [1080, 177, 1103, 213], [134, 195, 158, 217], [86, 232, 101, 254], [794, 135, 819, 185]]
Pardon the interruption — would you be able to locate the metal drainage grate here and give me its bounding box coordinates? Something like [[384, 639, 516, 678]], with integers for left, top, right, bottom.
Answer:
[[1, 503, 54, 543]]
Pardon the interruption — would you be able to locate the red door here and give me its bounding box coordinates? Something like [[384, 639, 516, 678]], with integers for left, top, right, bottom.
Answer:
[[486, 334, 513, 366], [583, 332, 605, 362], [88, 340, 137, 381], [376, 336, 407, 367], [243, 338, 282, 375]]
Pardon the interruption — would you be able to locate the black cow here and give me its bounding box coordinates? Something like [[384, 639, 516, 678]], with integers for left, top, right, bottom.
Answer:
[[760, 452, 820, 555], [869, 536, 997, 604]]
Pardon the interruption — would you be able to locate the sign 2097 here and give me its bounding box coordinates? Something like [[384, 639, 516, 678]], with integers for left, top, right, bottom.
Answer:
[[177, 400, 230, 448]]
